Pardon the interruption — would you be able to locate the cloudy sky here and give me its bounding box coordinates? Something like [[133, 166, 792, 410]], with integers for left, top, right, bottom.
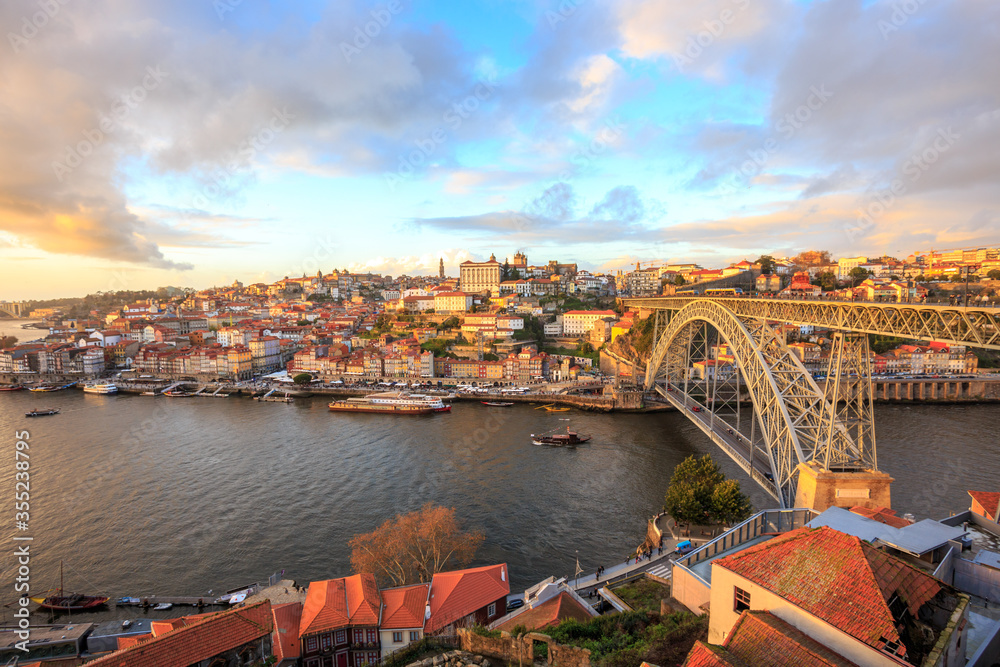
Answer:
[[1, 0, 998, 298]]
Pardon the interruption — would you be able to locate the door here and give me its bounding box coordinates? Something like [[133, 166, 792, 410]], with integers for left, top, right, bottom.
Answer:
[[336, 651, 348, 667]]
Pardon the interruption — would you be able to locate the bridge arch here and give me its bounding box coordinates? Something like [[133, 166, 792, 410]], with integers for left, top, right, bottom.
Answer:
[[645, 300, 865, 506]]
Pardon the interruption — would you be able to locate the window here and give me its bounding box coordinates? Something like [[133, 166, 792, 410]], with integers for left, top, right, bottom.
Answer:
[[487, 603, 496, 617], [392, 632, 402, 643], [322, 634, 332, 650], [335, 630, 347, 645], [306, 637, 318, 652], [354, 629, 365, 644], [409, 631, 419, 642], [368, 652, 380, 665], [734, 587, 751, 612], [367, 629, 378, 644]]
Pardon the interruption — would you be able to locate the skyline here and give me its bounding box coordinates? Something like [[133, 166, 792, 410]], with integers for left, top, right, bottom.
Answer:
[[2, 0, 999, 299]]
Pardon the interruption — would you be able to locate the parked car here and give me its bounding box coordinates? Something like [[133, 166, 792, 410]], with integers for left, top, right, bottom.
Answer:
[[506, 599, 525, 612], [689, 405, 702, 412], [674, 540, 695, 555]]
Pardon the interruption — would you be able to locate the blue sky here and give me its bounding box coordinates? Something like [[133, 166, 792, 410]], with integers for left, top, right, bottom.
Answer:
[[1, 0, 998, 298]]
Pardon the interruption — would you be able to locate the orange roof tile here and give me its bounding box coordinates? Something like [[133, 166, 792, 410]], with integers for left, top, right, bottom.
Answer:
[[86, 600, 273, 667], [380, 583, 431, 630], [425, 564, 510, 634], [496, 592, 592, 632], [723, 612, 859, 666], [969, 490, 1000, 518], [849, 506, 912, 529], [272, 602, 303, 661], [300, 578, 349, 636], [714, 526, 944, 658], [116, 634, 152, 650], [346, 573, 382, 626], [682, 642, 747, 667]]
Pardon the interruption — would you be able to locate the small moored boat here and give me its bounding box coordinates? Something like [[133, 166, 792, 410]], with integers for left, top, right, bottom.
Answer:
[[481, 401, 514, 407], [26, 408, 60, 417], [531, 427, 591, 446], [152, 602, 173, 611], [163, 390, 193, 397], [30, 562, 109, 611]]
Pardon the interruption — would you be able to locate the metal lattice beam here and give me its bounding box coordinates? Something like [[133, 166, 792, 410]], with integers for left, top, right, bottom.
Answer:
[[646, 300, 875, 507], [625, 297, 1000, 350]]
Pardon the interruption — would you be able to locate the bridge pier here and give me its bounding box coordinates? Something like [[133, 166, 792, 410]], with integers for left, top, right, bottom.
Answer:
[[793, 462, 894, 513]]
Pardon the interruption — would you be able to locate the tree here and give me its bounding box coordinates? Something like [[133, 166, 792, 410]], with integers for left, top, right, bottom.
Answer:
[[791, 250, 831, 267], [0, 335, 17, 348], [710, 480, 752, 526], [441, 316, 460, 330], [987, 269, 1000, 281], [755, 255, 777, 274], [664, 455, 726, 526], [813, 271, 837, 292], [292, 373, 313, 384], [848, 266, 871, 286], [349, 503, 484, 587], [673, 275, 686, 286]]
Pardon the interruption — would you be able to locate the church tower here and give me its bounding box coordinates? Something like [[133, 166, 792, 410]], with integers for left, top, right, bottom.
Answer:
[[439, 257, 445, 279]]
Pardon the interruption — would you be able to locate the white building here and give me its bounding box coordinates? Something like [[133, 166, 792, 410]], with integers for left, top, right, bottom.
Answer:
[[562, 310, 617, 336], [459, 255, 501, 294]]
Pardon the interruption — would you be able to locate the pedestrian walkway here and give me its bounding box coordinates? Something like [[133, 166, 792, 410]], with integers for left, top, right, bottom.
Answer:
[[646, 563, 672, 579], [569, 546, 677, 592]]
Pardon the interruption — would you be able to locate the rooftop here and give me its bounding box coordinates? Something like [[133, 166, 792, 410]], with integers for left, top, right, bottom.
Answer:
[[714, 526, 959, 663], [425, 563, 509, 634], [807, 506, 966, 556]]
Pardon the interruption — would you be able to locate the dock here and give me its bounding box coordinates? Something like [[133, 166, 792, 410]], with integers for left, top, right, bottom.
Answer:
[[255, 388, 293, 403], [116, 596, 226, 607]]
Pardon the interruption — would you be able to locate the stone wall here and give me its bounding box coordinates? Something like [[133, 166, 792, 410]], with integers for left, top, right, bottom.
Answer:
[[456, 629, 591, 667]]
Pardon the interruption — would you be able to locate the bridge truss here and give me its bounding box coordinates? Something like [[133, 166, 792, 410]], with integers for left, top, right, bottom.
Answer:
[[644, 300, 878, 506], [634, 297, 1000, 350]]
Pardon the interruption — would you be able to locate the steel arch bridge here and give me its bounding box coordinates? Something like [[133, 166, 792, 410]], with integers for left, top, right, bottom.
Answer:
[[640, 299, 877, 506]]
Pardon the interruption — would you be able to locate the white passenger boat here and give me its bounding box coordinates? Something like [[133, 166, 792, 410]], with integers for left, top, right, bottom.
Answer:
[[83, 382, 118, 394]]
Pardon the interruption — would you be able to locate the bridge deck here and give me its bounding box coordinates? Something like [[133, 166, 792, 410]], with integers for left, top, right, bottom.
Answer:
[[624, 296, 1000, 350], [651, 384, 779, 501]]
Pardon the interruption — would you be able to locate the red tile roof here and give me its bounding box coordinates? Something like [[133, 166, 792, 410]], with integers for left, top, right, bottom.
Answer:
[[849, 505, 912, 529], [381, 583, 431, 629], [346, 573, 382, 626], [714, 526, 943, 658], [86, 600, 273, 667], [272, 602, 303, 662], [300, 574, 382, 637], [969, 490, 1000, 518], [723, 612, 859, 666], [496, 592, 592, 632], [300, 578, 349, 636], [425, 563, 510, 634], [682, 642, 747, 667], [116, 634, 152, 650]]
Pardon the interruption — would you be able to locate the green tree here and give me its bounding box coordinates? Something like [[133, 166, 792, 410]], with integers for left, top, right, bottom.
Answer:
[[848, 266, 872, 286], [292, 373, 313, 384], [813, 271, 837, 292], [710, 480, 752, 526], [755, 255, 777, 274], [673, 274, 686, 286], [663, 455, 726, 526], [441, 316, 460, 330], [987, 269, 1000, 281]]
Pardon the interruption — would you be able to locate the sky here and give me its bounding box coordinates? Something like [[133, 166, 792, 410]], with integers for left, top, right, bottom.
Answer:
[[1, 0, 999, 299]]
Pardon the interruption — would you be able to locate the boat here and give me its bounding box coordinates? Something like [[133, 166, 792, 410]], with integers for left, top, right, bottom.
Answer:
[[533, 403, 571, 412], [26, 408, 60, 417], [83, 382, 118, 394], [163, 390, 193, 397], [30, 562, 110, 611], [531, 427, 591, 446], [152, 602, 173, 611], [329, 392, 451, 415], [481, 401, 514, 407], [28, 382, 76, 392], [0, 384, 23, 391], [141, 391, 158, 396]]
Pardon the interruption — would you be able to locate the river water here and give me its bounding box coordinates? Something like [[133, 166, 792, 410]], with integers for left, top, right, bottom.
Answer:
[[0, 390, 997, 623]]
